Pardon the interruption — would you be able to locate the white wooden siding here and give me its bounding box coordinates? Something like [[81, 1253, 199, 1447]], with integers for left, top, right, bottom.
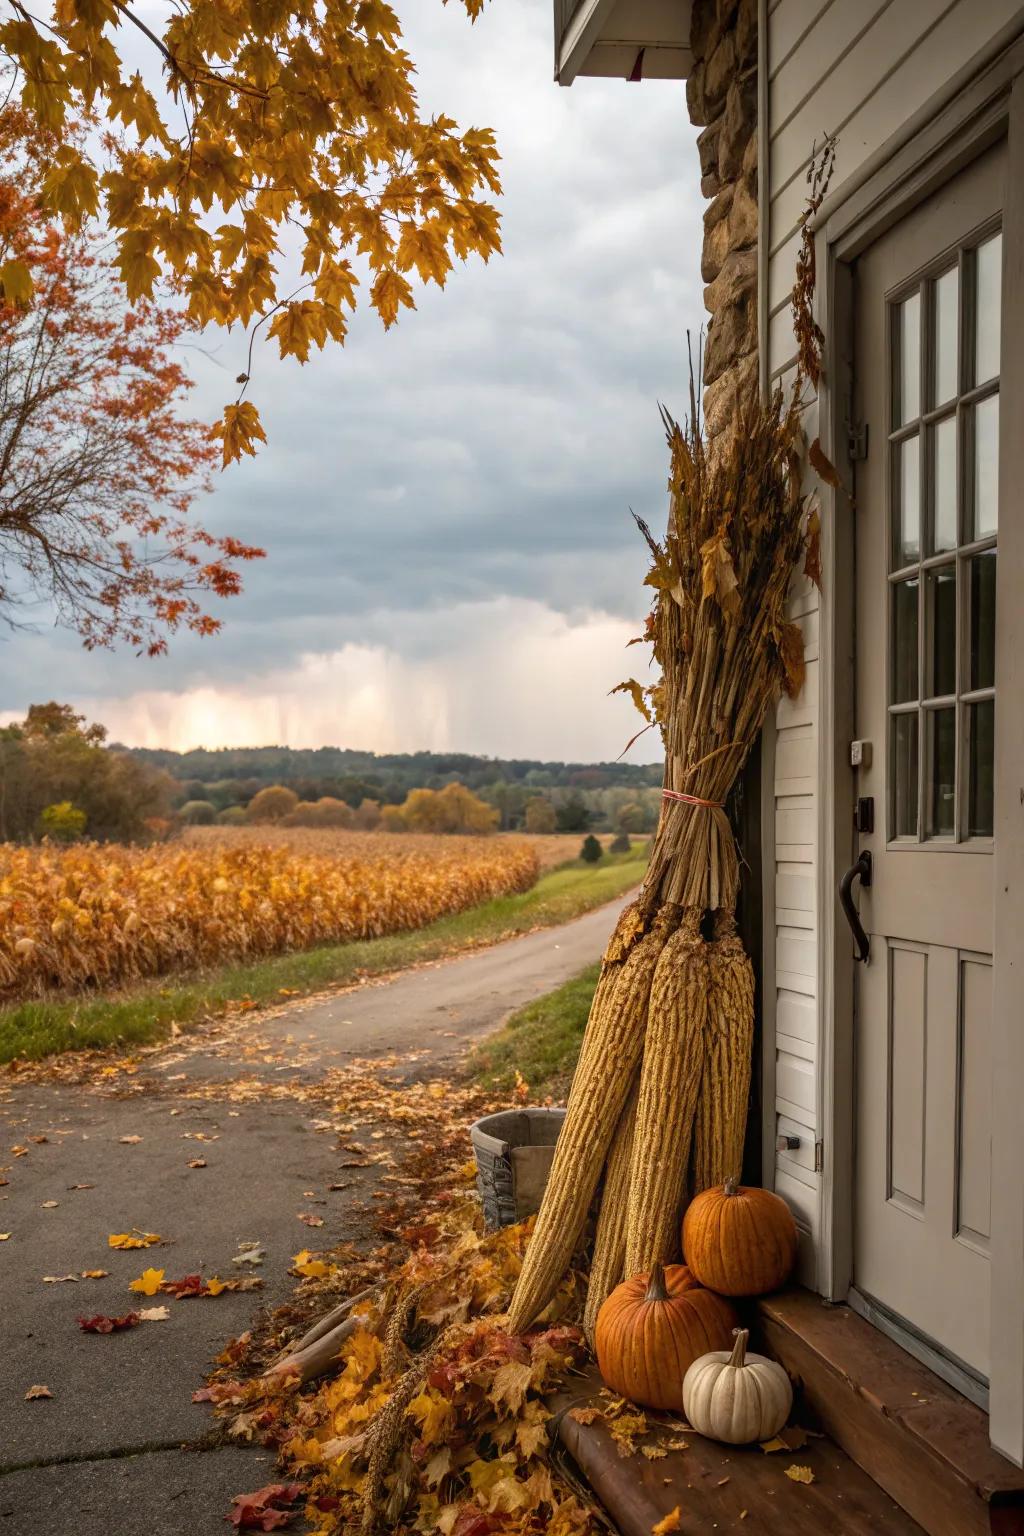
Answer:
[[763, 0, 1022, 1267]]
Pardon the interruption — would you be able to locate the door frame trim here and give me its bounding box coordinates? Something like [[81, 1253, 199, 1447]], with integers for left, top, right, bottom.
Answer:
[[811, 31, 1024, 1465]]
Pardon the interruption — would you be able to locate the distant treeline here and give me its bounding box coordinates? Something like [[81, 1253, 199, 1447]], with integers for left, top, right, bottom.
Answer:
[[0, 709, 665, 843], [122, 745, 665, 833], [124, 745, 662, 796]]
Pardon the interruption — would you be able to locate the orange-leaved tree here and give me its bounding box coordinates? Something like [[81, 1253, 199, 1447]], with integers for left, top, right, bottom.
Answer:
[[0, 109, 263, 652], [0, 0, 499, 466]]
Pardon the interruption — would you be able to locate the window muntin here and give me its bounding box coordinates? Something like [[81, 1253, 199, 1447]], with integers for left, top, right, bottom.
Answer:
[[886, 231, 999, 845]]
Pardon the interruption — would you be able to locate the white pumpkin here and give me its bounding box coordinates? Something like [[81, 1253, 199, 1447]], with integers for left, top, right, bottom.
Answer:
[[682, 1328, 793, 1445]]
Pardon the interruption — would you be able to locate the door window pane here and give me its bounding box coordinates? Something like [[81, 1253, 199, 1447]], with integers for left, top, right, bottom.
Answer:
[[971, 394, 999, 539], [892, 578, 919, 703], [896, 292, 921, 426], [974, 234, 1002, 385], [896, 434, 921, 564], [931, 415, 957, 552], [927, 566, 957, 698], [970, 551, 996, 691], [893, 713, 919, 837], [927, 707, 956, 838], [967, 699, 995, 837], [933, 267, 958, 405]]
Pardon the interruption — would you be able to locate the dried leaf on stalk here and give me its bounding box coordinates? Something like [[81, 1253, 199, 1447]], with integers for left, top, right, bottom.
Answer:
[[808, 437, 841, 490]]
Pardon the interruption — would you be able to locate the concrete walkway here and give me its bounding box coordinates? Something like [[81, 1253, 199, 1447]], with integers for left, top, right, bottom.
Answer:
[[0, 893, 630, 1536]]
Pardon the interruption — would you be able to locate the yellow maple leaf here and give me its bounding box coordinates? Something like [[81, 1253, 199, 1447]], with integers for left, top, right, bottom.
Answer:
[[213, 401, 267, 469], [291, 1249, 330, 1279], [41, 152, 99, 227], [205, 1275, 228, 1296], [370, 268, 416, 329], [128, 1266, 165, 1296], [785, 1464, 816, 1485], [406, 1387, 451, 1446], [488, 1359, 534, 1416], [651, 1508, 682, 1535], [108, 1231, 161, 1250], [0, 260, 33, 307]]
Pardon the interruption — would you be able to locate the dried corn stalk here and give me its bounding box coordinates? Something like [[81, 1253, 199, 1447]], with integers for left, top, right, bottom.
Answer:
[[505, 905, 677, 1333], [625, 908, 708, 1274], [693, 907, 755, 1191], [582, 1077, 638, 1346]]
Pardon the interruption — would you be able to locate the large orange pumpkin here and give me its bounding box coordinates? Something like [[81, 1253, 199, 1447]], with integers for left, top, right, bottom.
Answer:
[[594, 1262, 737, 1411], [682, 1178, 798, 1297]]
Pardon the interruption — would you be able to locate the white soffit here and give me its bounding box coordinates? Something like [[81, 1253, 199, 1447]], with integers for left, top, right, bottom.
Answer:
[[553, 0, 692, 85]]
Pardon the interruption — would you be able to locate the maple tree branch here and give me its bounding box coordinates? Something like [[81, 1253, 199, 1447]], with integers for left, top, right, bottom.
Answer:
[[235, 281, 310, 401]]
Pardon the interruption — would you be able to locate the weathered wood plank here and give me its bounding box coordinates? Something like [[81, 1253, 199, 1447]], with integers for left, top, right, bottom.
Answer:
[[551, 1367, 923, 1534], [757, 1290, 1024, 1536]]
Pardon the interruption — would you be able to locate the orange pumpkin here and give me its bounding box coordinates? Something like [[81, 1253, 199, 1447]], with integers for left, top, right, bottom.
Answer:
[[594, 1262, 737, 1411], [683, 1178, 798, 1297]]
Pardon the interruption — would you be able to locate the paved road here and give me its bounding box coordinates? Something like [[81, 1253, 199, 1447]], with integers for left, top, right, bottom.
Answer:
[[0, 892, 630, 1536]]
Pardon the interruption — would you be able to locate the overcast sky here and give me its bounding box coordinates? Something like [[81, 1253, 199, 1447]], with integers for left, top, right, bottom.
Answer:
[[2, 0, 704, 763]]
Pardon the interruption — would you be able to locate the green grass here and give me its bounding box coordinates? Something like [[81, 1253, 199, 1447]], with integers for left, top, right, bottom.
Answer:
[[0, 844, 646, 1063], [467, 962, 600, 1097]]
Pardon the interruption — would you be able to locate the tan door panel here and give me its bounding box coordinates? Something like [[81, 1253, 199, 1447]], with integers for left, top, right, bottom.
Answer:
[[852, 141, 1003, 1381]]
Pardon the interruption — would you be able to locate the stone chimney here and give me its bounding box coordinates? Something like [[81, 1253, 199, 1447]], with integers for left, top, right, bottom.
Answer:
[[686, 0, 758, 443]]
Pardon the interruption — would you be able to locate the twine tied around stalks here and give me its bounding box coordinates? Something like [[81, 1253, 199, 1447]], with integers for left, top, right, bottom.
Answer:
[[661, 788, 724, 809]]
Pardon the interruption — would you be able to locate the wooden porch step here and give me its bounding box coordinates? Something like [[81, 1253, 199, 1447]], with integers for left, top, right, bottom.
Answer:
[[552, 1366, 923, 1535], [756, 1288, 1024, 1536]]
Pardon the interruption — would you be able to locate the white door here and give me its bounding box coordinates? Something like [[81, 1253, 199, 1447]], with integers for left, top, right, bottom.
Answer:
[[850, 142, 1004, 1388]]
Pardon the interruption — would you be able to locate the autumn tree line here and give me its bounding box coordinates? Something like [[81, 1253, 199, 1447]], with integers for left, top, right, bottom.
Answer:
[[0, 704, 662, 845]]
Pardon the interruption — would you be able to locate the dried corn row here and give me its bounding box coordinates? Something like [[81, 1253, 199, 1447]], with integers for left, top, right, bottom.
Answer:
[[692, 907, 755, 1191], [624, 908, 708, 1276], [0, 835, 539, 1001], [506, 906, 678, 1333], [582, 1077, 638, 1347]]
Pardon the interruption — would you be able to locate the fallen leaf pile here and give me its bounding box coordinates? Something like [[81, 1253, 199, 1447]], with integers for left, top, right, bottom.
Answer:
[[198, 1067, 602, 1536]]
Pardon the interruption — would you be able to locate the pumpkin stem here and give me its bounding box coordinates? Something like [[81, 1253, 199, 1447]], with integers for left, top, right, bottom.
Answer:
[[645, 1262, 669, 1303], [724, 1176, 739, 1197], [728, 1328, 749, 1368]]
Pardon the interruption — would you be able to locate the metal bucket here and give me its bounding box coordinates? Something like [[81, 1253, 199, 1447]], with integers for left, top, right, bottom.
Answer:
[[469, 1107, 567, 1228]]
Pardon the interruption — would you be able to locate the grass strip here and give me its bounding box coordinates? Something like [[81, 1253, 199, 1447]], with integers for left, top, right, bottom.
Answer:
[[0, 846, 644, 1063], [467, 963, 600, 1097]]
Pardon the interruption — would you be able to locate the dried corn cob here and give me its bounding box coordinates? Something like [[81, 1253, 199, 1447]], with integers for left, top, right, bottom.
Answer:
[[582, 1077, 638, 1347], [624, 908, 708, 1275], [506, 905, 678, 1333], [693, 907, 755, 1191]]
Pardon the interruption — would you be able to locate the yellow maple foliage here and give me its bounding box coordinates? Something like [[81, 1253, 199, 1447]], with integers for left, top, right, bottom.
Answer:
[[1, 0, 501, 463], [651, 1508, 682, 1535], [108, 1231, 161, 1250], [128, 1267, 165, 1296]]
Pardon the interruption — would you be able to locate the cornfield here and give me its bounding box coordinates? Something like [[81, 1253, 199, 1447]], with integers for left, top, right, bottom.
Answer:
[[0, 832, 540, 1001]]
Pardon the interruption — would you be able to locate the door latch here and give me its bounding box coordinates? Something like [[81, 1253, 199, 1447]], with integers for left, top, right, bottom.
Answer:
[[847, 421, 869, 461], [854, 796, 874, 833]]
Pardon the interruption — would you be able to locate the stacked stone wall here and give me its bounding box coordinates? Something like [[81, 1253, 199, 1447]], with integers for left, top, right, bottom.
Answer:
[[686, 0, 759, 442]]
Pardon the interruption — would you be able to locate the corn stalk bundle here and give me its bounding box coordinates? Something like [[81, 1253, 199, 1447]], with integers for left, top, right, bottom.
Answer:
[[694, 907, 756, 1191], [505, 905, 677, 1333], [508, 374, 819, 1333], [625, 906, 708, 1275], [582, 1075, 638, 1345]]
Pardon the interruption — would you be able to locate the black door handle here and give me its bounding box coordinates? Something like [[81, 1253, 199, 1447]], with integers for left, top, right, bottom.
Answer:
[[839, 850, 872, 963]]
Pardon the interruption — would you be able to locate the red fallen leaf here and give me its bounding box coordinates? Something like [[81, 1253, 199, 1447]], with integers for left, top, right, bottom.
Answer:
[[450, 1511, 506, 1536], [401, 1223, 440, 1248], [193, 1379, 244, 1404], [228, 1482, 305, 1530], [161, 1273, 206, 1297], [77, 1312, 141, 1333]]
